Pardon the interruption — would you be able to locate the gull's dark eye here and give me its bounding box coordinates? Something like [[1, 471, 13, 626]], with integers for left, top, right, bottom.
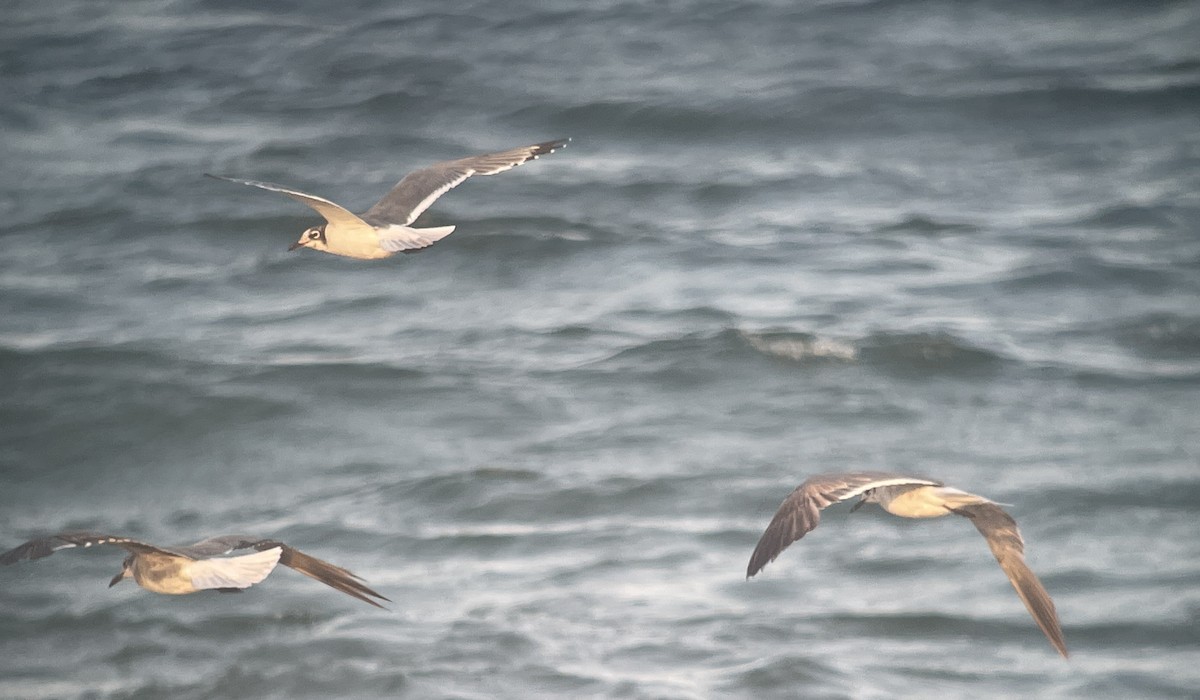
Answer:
[[309, 230, 321, 239]]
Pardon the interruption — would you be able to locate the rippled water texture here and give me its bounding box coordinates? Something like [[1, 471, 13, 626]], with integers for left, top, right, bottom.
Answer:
[[2, 0, 1199, 698]]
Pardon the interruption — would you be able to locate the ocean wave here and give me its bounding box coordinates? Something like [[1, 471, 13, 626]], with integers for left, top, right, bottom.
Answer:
[[506, 76, 1200, 143], [1045, 363, 1200, 387], [422, 473, 684, 525], [809, 610, 1054, 643], [1075, 202, 1187, 232], [504, 99, 796, 140], [593, 328, 843, 373], [723, 655, 842, 694], [740, 330, 858, 363], [0, 343, 298, 457], [1023, 478, 1200, 513], [747, 328, 1010, 376], [875, 214, 980, 236], [588, 327, 1008, 380], [587, 329, 747, 375], [213, 294, 397, 326], [438, 215, 619, 253], [857, 332, 1008, 376], [382, 466, 544, 511], [1108, 312, 1200, 360], [996, 256, 1180, 294], [0, 341, 189, 373]]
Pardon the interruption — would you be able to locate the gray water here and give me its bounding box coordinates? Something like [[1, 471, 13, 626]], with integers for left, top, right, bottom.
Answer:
[[2, 1, 1199, 698]]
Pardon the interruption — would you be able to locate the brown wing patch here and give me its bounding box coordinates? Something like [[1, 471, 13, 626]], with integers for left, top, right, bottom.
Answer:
[[1, 532, 165, 564], [255, 540, 390, 608], [746, 472, 941, 578], [953, 503, 1069, 658]]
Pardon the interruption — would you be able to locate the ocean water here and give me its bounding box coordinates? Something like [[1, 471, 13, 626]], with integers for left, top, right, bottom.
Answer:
[[1, 0, 1199, 698]]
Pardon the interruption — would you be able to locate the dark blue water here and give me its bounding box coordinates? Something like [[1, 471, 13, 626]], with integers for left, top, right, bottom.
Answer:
[[2, 1, 1198, 698]]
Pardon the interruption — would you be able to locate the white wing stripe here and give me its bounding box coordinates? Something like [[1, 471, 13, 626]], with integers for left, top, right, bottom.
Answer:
[[831, 476, 942, 501], [400, 171, 473, 225]]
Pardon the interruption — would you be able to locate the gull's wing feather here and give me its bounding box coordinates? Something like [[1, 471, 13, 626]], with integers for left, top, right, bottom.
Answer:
[[1, 532, 169, 565], [361, 138, 569, 226], [273, 542, 391, 608], [170, 534, 267, 559], [188, 547, 282, 590], [746, 472, 942, 578], [178, 536, 389, 608], [205, 174, 369, 229], [952, 503, 1068, 658], [377, 225, 457, 254]]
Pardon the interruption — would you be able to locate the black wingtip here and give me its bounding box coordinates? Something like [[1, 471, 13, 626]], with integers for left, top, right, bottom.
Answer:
[[532, 138, 570, 156], [343, 586, 390, 609], [1, 538, 53, 565], [745, 558, 766, 580]]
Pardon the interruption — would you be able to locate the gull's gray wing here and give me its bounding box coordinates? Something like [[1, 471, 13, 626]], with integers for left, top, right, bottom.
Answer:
[[205, 174, 369, 230], [746, 472, 942, 578], [360, 138, 569, 226], [952, 503, 1069, 658], [0, 532, 170, 565], [178, 535, 389, 608]]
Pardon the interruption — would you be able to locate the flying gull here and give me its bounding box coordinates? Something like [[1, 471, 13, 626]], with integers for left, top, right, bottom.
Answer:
[[207, 138, 569, 259], [746, 472, 1068, 658], [1, 531, 389, 607]]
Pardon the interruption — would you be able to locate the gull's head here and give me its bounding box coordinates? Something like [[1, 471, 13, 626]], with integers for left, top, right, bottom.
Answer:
[[849, 489, 881, 513], [109, 555, 134, 587], [289, 225, 328, 253]]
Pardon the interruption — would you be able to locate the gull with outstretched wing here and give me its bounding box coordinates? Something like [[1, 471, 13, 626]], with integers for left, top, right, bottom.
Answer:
[[1, 531, 389, 608], [747, 472, 1068, 658], [208, 139, 569, 259]]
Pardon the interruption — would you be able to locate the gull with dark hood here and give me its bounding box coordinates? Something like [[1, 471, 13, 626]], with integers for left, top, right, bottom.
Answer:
[[208, 138, 569, 260]]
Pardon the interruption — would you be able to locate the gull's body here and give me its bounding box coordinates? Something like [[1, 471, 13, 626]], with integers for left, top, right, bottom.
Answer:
[[747, 472, 1068, 658], [1, 531, 389, 607], [208, 138, 569, 259]]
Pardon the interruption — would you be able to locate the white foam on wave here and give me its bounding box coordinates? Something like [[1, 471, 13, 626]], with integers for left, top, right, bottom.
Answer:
[[740, 330, 858, 363]]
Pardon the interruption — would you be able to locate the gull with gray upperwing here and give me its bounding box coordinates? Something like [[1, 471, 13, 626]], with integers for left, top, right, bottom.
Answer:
[[208, 139, 569, 259]]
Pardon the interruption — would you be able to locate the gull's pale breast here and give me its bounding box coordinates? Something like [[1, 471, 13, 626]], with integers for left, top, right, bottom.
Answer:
[[322, 222, 391, 260], [131, 554, 196, 595]]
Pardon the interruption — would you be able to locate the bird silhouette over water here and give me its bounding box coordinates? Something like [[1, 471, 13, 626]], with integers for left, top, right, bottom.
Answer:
[[1, 531, 389, 608], [747, 472, 1068, 658], [208, 138, 569, 259]]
